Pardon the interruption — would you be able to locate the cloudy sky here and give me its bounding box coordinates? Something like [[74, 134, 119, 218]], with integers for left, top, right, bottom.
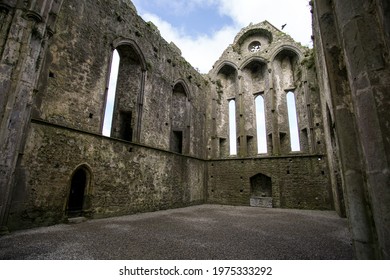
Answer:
[[132, 0, 313, 73]]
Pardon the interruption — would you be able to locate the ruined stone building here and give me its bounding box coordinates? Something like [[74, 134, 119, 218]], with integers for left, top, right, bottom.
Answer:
[[0, 0, 389, 259]]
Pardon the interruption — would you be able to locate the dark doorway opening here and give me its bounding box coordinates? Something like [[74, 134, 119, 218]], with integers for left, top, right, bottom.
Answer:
[[67, 168, 87, 217]]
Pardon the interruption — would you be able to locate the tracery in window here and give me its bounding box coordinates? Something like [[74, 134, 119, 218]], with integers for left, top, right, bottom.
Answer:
[[248, 41, 261, 52]]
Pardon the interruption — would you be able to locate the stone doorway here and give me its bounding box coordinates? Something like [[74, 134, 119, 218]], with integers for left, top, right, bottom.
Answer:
[[67, 168, 88, 217]]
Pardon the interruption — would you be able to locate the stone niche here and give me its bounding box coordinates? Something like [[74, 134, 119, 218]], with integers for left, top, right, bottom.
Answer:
[[249, 173, 273, 208]]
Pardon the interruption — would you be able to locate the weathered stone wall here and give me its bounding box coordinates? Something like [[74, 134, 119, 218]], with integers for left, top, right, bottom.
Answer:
[[7, 121, 205, 230], [0, 0, 64, 233], [5, 0, 208, 230], [207, 22, 325, 158], [311, 0, 345, 219], [34, 0, 207, 157], [205, 22, 331, 211], [313, 0, 390, 259], [207, 155, 331, 210]]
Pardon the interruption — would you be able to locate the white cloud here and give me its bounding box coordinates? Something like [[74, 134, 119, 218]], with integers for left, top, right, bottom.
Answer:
[[215, 0, 312, 46], [141, 12, 238, 73], [137, 0, 312, 73], [133, 0, 218, 16], [176, 26, 240, 73]]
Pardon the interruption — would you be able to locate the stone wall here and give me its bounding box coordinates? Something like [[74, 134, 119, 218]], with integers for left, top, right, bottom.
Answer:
[[312, 0, 390, 259], [207, 156, 331, 210], [0, 0, 64, 233], [204, 22, 331, 212], [4, 0, 208, 230], [34, 0, 207, 157], [207, 22, 325, 159], [7, 120, 205, 230]]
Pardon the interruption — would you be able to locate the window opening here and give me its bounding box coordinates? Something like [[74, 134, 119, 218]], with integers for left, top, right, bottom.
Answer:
[[287, 91, 301, 151], [255, 95, 267, 153], [249, 41, 261, 52], [103, 49, 120, 136], [171, 83, 188, 154], [229, 99, 237, 155]]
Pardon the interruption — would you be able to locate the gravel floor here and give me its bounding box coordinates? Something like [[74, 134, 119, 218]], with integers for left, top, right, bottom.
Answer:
[[0, 205, 354, 260]]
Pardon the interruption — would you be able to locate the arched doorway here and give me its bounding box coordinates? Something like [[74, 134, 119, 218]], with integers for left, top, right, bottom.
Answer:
[[67, 168, 88, 217], [250, 173, 272, 207]]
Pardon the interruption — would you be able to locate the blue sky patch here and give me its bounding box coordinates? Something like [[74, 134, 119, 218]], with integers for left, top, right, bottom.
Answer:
[[133, 0, 234, 37]]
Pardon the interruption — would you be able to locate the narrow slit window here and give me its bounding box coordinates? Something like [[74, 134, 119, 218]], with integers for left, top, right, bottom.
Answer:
[[102, 49, 120, 136], [287, 91, 301, 151], [255, 95, 267, 154], [229, 99, 237, 155]]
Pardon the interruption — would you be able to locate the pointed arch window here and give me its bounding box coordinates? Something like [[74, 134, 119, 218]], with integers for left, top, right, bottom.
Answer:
[[228, 99, 237, 155], [287, 91, 300, 151], [102, 42, 146, 142], [255, 95, 267, 154], [102, 49, 120, 136]]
